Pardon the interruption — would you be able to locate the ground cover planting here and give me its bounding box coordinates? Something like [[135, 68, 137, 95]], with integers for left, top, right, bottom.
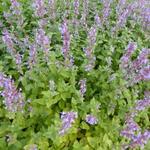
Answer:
[[0, 0, 150, 149]]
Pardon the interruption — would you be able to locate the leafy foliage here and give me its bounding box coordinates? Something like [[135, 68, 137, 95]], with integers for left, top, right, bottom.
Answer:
[[0, 0, 150, 149]]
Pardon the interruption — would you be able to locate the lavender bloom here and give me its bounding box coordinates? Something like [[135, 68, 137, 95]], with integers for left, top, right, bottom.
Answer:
[[2, 29, 22, 71], [141, 8, 150, 30], [79, 79, 86, 97], [33, 0, 46, 17], [0, 73, 24, 112], [121, 93, 150, 149], [35, 28, 51, 62], [3, 0, 23, 25], [85, 56, 96, 71], [60, 19, 73, 67], [83, 25, 97, 71], [38, 18, 48, 28], [73, 0, 80, 16], [144, 91, 150, 98], [48, 0, 56, 20], [85, 114, 98, 125], [135, 98, 150, 111], [95, 13, 102, 28], [120, 44, 150, 86], [2, 29, 15, 55], [101, 0, 112, 26], [121, 117, 140, 140], [88, 26, 97, 48], [60, 19, 70, 58], [28, 44, 37, 69], [80, 0, 89, 29], [129, 131, 150, 149], [116, 0, 127, 15], [113, 3, 137, 33], [59, 111, 78, 135], [120, 42, 137, 69], [139, 66, 150, 80], [10, 0, 22, 16], [73, 0, 80, 34], [132, 48, 150, 70]]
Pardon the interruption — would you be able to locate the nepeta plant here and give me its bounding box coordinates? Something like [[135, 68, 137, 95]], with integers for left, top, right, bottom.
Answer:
[[0, 73, 24, 112], [0, 0, 149, 149], [121, 92, 150, 149]]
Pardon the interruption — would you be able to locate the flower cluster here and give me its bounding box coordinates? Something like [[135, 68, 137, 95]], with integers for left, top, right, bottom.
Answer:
[[120, 42, 150, 86], [3, 0, 23, 25], [73, 0, 80, 34], [59, 111, 78, 135], [0, 73, 24, 112], [28, 44, 37, 69], [113, 3, 137, 33], [33, 0, 46, 18], [101, 0, 112, 26], [48, 0, 56, 20], [133, 0, 150, 31], [121, 92, 150, 149], [84, 25, 97, 71], [2, 29, 22, 72], [10, 0, 22, 16], [80, 0, 89, 29], [79, 79, 86, 97], [95, 13, 102, 28], [60, 19, 73, 67], [35, 28, 51, 62], [85, 114, 98, 125]]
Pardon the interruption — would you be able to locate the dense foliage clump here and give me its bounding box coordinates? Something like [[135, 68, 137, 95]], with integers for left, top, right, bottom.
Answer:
[[0, 0, 150, 149]]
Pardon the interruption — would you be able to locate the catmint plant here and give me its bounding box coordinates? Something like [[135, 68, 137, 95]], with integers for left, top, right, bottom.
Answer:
[[0, 73, 24, 112], [33, 0, 47, 18], [95, 13, 102, 28], [101, 0, 112, 27], [120, 43, 150, 86], [85, 114, 98, 125], [59, 111, 78, 135], [73, 0, 80, 35], [80, 0, 89, 29], [79, 79, 86, 97], [84, 25, 97, 71], [2, 29, 22, 72], [60, 19, 73, 67], [35, 28, 51, 62], [121, 92, 150, 149], [28, 44, 37, 69], [3, 0, 24, 26], [48, 0, 56, 20]]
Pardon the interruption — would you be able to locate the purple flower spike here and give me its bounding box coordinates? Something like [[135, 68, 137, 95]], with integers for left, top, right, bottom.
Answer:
[[102, 0, 112, 26], [33, 0, 46, 17], [85, 114, 98, 125], [140, 66, 150, 80], [121, 92, 150, 149], [59, 111, 78, 135], [10, 0, 22, 16], [35, 28, 51, 62], [28, 44, 37, 69], [79, 79, 86, 97], [48, 0, 56, 20], [121, 42, 137, 65], [60, 19, 70, 58], [132, 48, 150, 70], [95, 13, 102, 28], [80, 0, 89, 29], [135, 98, 150, 111], [0, 73, 24, 112]]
